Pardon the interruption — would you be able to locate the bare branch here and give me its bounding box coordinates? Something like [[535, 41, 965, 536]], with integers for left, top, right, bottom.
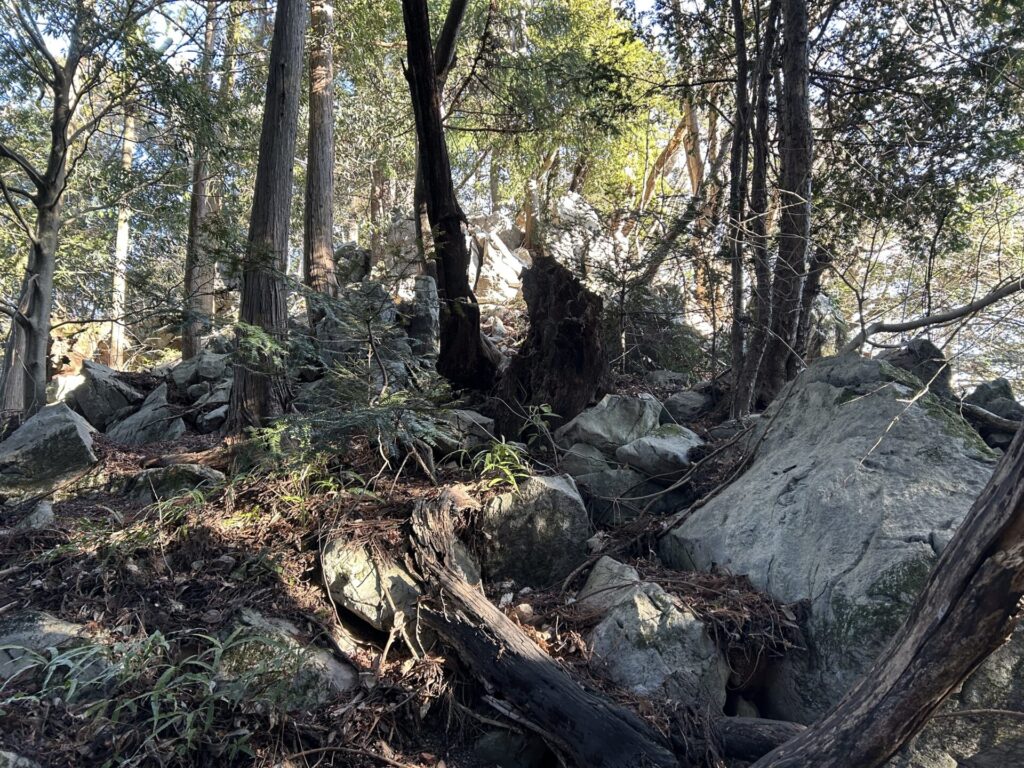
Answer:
[[0, 174, 37, 241], [0, 140, 45, 191], [842, 276, 1024, 353]]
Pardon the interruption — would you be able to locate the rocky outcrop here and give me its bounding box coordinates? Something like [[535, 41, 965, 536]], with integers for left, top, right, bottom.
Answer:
[[478, 475, 590, 587], [877, 338, 954, 399], [554, 394, 662, 454], [659, 353, 1019, 764], [560, 442, 610, 477], [577, 557, 728, 709], [0, 612, 91, 682], [65, 360, 145, 430], [0, 404, 96, 501], [661, 389, 712, 423], [107, 384, 185, 446], [614, 424, 703, 480]]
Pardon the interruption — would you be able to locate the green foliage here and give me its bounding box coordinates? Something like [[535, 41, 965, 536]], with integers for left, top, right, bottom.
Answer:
[[471, 439, 531, 490], [0, 629, 310, 767]]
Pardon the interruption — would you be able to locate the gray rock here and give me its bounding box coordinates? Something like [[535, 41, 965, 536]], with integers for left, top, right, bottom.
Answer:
[[614, 424, 703, 480], [124, 464, 225, 504], [197, 404, 228, 434], [407, 274, 440, 356], [196, 377, 232, 408], [965, 377, 1015, 408], [0, 611, 88, 682], [878, 338, 954, 399], [658, 354, 1013, 762], [186, 381, 210, 402], [437, 409, 496, 455], [222, 608, 358, 708], [323, 539, 479, 632], [575, 468, 691, 525], [14, 500, 54, 531], [196, 351, 229, 381], [560, 442, 611, 477], [554, 394, 662, 453], [706, 415, 759, 441], [66, 360, 144, 429], [479, 475, 590, 587], [661, 390, 711, 423], [0, 404, 96, 501], [0, 752, 41, 768], [579, 558, 728, 709], [107, 384, 186, 446]]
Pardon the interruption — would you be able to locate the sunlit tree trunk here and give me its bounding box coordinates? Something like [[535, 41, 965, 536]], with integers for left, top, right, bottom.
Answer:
[[303, 0, 337, 324], [109, 115, 135, 370], [182, 0, 219, 360], [226, 0, 307, 430]]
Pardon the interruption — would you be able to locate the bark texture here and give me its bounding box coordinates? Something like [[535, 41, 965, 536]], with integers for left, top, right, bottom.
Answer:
[[402, 0, 498, 389], [756, 0, 812, 403], [182, 0, 219, 360], [226, 0, 307, 431], [494, 256, 609, 435], [303, 0, 337, 322], [751, 425, 1024, 768], [109, 116, 135, 370]]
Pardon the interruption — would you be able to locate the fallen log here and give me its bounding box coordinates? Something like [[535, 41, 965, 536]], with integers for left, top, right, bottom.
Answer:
[[959, 401, 1021, 434], [408, 489, 803, 767]]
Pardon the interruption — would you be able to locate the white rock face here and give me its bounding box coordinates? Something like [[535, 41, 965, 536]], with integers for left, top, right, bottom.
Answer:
[[479, 475, 590, 587], [615, 424, 703, 479], [659, 354, 1022, 764], [0, 403, 96, 500], [554, 394, 662, 453], [578, 557, 728, 709]]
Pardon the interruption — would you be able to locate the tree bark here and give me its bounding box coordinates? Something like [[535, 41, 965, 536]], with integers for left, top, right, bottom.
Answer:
[[726, 0, 751, 415], [732, 0, 779, 416], [226, 0, 307, 431], [303, 0, 338, 324], [755, 0, 812, 404], [751, 425, 1024, 768], [182, 0, 219, 360], [402, 0, 498, 389], [109, 115, 135, 370], [494, 256, 609, 435]]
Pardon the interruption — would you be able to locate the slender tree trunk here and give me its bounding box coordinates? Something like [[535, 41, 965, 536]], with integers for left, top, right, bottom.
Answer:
[[0, 56, 75, 429], [732, 0, 779, 415], [109, 115, 136, 370], [756, 0, 812, 403], [226, 0, 307, 431], [303, 0, 337, 324], [727, 0, 750, 417], [752, 426, 1024, 768], [490, 152, 503, 211], [182, 1, 219, 360], [368, 157, 388, 268], [402, 0, 497, 389]]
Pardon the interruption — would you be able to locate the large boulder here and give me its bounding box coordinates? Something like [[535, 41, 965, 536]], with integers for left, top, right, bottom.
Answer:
[[107, 384, 186, 446], [554, 394, 661, 453], [0, 404, 96, 501], [575, 468, 691, 525], [577, 557, 728, 709], [877, 338, 954, 400], [478, 475, 590, 587], [65, 360, 145, 430], [560, 442, 610, 477], [659, 354, 1019, 764], [406, 274, 440, 356], [661, 390, 712, 423], [614, 424, 703, 480]]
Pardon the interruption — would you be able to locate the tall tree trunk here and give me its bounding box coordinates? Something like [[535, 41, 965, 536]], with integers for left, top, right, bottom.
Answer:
[[303, 0, 337, 324], [368, 157, 388, 268], [732, 0, 780, 416], [752, 426, 1024, 768], [182, 0, 219, 360], [726, 0, 750, 416], [755, 0, 812, 404], [0, 47, 76, 430], [109, 115, 136, 370], [226, 0, 307, 431], [402, 0, 498, 389]]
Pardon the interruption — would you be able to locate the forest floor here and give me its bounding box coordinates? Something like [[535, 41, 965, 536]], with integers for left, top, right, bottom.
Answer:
[[0, 390, 799, 768]]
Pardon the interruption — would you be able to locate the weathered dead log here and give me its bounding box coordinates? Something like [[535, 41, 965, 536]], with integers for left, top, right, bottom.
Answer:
[[713, 717, 806, 762], [494, 256, 610, 435], [750, 424, 1024, 767], [410, 490, 678, 768], [960, 401, 1021, 434]]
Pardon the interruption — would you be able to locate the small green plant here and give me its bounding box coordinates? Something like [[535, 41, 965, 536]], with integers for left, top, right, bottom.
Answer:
[[471, 439, 531, 490]]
